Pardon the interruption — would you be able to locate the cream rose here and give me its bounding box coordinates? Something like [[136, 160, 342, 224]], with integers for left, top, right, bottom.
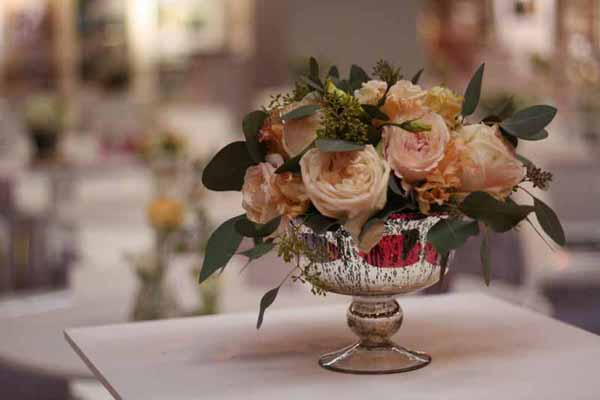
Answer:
[[454, 124, 525, 198], [300, 145, 390, 249], [354, 80, 387, 105], [382, 112, 450, 184], [381, 79, 427, 121], [242, 163, 310, 225], [281, 94, 322, 157]]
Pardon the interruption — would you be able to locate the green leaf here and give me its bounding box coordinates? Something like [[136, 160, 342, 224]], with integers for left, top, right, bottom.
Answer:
[[299, 75, 323, 92], [349, 64, 370, 91], [242, 111, 269, 163], [402, 229, 420, 259], [362, 104, 389, 121], [202, 142, 255, 191], [275, 142, 314, 174], [500, 127, 519, 148], [480, 231, 491, 286], [281, 104, 320, 122], [367, 125, 382, 146], [388, 175, 405, 196], [459, 192, 534, 232], [499, 105, 556, 140], [257, 287, 279, 329], [533, 197, 566, 246], [303, 213, 339, 234], [411, 68, 424, 84], [427, 218, 480, 254], [380, 120, 431, 133], [462, 63, 485, 117], [309, 57, 320, 81], [199, 215, 245, 283], [327, 65, 339, 78], [437, 252, 450, 288], [315, 138, 364, 153], [235, 215, 281, 238], [516, 153, 534, 167], [240, 242, 275, 260]]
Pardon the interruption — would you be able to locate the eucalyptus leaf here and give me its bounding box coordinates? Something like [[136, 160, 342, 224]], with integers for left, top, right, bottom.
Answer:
[[299, 75, 323, 92], [500, 105, 556, 140], [235, 216, 281, 238], [427, 218, 480, 254], [242, 110, 268, 163], [362, 104, 389, 121], [349, 64, 370, 91], [309, 57, 320, 80], [499, 127, 519, 148], [480, 232, 491, 286], [240, 242, 275, 260], [462, 63, 485, 117], [534, 197, 566, 246], [411, 68, 424, 84], [281, 104, 320, 122], [367, 125, 382, 146], [459, 192, 534, 232], [202, 141, 255, 191], [275, 142, 314, 174], [315, 138, 364, 152], [303, 213, 339, 234], [199, 215, 245, 283], [256, 287, 279, 329], [328, 65, 340, 78]]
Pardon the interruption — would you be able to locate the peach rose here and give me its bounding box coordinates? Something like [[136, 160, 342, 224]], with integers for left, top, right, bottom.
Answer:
[[299, 145, 390, 249], [381, 79, 427, 121], [242, 163, 309, 225], [424, 86, 463, 128], [354, 80, 387, 105], [382, 112, 450, 184], [454, 124, 525, 198]]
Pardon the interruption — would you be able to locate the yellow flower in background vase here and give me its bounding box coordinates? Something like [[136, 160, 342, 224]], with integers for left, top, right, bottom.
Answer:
[[147, 197, 185, 232]]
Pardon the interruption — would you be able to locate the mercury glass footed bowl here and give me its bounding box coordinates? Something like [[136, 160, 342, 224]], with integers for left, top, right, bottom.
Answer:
[[300, 214, 452, 374]]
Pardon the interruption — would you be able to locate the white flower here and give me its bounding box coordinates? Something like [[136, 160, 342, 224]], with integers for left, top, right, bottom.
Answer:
[[354, 80, 387, 105]]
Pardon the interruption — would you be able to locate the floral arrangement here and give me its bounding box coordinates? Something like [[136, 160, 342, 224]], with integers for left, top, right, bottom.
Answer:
[[199, 58, 564, 327]]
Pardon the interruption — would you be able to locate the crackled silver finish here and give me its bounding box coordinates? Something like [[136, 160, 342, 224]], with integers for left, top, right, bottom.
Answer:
[[301, 214, 452, 374]]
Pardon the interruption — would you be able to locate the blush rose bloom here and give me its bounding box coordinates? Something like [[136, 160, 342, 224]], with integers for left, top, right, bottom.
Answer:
[[241, 163, 309, 225], [300, 145, 390, 250], [454, 124, 525, 198], [382, 112, 450, 184], [354, 80, 387, 105], [381, 79, 427, 121]]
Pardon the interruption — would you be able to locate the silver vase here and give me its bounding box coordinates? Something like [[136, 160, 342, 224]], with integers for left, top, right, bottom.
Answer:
[[300, 214, 451, 374]]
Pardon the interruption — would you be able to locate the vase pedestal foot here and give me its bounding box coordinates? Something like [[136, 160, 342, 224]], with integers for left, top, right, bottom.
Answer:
[[319, 296, 431, 374], [319, 341, 431, 374]]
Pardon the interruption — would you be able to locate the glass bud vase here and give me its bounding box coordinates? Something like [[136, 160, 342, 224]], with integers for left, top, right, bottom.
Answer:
[[301, 214, 451, 374]]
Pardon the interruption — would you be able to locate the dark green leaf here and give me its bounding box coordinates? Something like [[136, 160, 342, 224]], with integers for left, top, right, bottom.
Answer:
[[388, 175, 404, 196], [437, 252, 450, 288], [427, 218, 480, 254], [411, 68, 424, 84], [199, 215, 245, 283], [202, 142, 255, 191], [480, 231, 491, 286], [362, 104, 389, 121], [462, 63, 485, 117], [256, 287, 279, 329], [380, 120, 431, 133], [315, 138, 364, 153], [275, 142, 314, 174], [499, 127, 519, 148], [459, 192, 534, 232], [281, 104, 320, 122], [349, 64, 370, 91], [235, 215, 281, 238], [309, 57, 320, 80], [402, 229, 420, 259], [500, 105, 556, 140], [367, 125, 382, 146], [242, 111, 269, 163], [240, 242, 275, 260], [327, 65, 339, 78], [299, 75, 323, 92], [481, 115, 502, 125], [303, 213, 339, 234], [534, 197, 566, 246]]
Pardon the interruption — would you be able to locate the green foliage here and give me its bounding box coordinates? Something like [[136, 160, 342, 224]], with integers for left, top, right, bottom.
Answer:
[[281, 104, 320, 122], [315, 138, 364, 152], [317, 80, 370, 143], [427, 218, 480, 254], [303, 212, 340, 234], [257, 287, 279, 329], [411, 68, 424, 84], [235, 215, 281, 238], [275, 142, 314, 174], [202, 142, 255, 191], [362, 104, 389, 121], [372, 59, 402, 85], [462, 63, 485, 117], [480, 231, 491, 286], [349, 64, 370, 92], [499, 105, 557, 140], [380, 119, 432, 133], [459, 192, 534, 233], [242, 111, 269, 163], [199, 215, 245, 283], [533, 197, 566, 246], [240, 242, 276, 260], [327, 65, 340, 78]]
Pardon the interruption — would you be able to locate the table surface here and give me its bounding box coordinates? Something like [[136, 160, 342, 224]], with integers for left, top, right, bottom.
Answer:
[[65, 292, 600, 400]]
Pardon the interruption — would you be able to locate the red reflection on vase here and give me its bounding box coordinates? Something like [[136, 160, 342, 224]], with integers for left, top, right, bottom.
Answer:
[[358, 235, 439, 268]]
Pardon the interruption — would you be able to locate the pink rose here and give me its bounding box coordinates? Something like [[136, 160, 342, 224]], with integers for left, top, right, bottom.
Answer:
[[382, 112, 450, 184], [454, 124, 525, 198], [300, 145, 390, 249]]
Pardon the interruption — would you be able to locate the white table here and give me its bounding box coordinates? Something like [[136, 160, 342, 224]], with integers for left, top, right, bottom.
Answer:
[[65, 292, 600, 400]]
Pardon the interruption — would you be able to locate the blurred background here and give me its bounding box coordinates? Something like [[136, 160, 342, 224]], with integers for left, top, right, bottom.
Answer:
[[1, 0, 599, 398]]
